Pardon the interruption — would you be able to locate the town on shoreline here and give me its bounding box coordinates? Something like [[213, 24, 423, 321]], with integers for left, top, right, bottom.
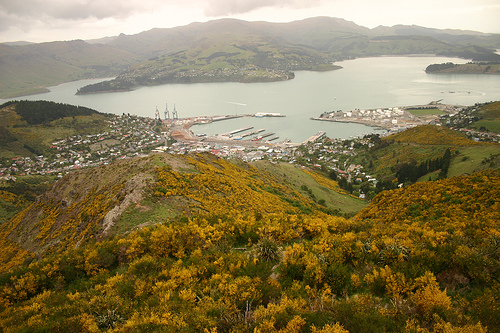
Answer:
[[311, 102, 465, 133], [3, 101, 498, 182]]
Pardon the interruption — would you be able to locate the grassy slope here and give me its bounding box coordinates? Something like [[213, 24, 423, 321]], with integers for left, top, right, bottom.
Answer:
[[0, 41, 138, 98], [471, 101, 500, 133], [356, 125, 499, 181], [448, 145, 500, 177], [253, 161, 366, 214]]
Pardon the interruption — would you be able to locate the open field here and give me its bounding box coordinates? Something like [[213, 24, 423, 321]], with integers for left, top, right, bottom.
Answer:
[[406, 108, 446, 115], [473, 119, 500, 133], [254, 161, 367, 215], [448, 144, 500, 177]]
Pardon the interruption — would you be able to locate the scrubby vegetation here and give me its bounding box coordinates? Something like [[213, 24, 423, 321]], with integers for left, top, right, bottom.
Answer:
[[0, 148, 498, 332], [0, 101, 499, 332]]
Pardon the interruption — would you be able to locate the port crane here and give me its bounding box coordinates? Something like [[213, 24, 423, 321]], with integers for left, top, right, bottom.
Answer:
[[172, 104, 178, 119], [164, 103, 170, 120]]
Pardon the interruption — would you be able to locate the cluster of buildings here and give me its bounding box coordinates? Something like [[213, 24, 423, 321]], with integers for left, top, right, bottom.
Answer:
[[126, 64, 293, 84], [314, 106, 425, 130], [440, 105, 500, 143], [2, 102, 497, 201], [152, 141, 293, 163], [0, 114, 164, 178]]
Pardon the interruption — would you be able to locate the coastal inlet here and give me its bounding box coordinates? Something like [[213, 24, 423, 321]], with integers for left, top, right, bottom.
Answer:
[[161, 112, 325, 146]]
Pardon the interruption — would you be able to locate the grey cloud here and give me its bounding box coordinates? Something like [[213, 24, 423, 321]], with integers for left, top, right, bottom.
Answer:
[[203, 0, 324, 16], [0, 0, 160, 20], [0, 0, 324, 34], [0, 0, 168, 33]]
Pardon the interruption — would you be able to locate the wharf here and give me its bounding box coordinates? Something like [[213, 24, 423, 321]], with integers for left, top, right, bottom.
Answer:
[[222, 126, 254, 137], [242, 129, 264, 137], [302, 131, 326, 144], [252, 132, 274, 141]]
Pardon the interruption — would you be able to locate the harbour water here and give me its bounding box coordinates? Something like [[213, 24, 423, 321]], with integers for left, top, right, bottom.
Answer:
[[5, 56, 500, 142]]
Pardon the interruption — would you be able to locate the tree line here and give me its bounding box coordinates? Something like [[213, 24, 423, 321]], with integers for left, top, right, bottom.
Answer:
[[396, 148, 451, 183], [2, 100, 99, 125]]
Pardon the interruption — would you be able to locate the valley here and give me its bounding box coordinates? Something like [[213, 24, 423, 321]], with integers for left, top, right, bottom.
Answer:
[[1, 9, 500, 333], [0, 99, 499, 332], [2, 17, 500, 98]]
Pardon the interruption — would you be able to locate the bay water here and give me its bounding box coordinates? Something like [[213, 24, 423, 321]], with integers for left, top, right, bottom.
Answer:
[[5, 56, 500, 143]]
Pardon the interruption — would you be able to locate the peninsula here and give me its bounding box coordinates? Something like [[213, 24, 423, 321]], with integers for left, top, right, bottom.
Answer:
[[425, 62, 500, 74], [3, 17, 500, 98], [312, 103, 464, 132]]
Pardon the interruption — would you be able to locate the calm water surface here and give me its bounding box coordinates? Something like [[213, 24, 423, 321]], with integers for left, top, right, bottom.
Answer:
[[5, 56, 500, 142]]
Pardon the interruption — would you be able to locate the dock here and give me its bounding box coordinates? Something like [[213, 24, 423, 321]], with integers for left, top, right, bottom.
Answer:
[[252, 132, 274, 141], [222, 126, 254, 137], [302, 131, 325, 144], [242, 129, 264, 137]]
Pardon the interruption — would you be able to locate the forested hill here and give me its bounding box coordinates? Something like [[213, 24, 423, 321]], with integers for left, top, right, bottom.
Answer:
[[0, 149, 498, 331], [2, 100, 99, 125]]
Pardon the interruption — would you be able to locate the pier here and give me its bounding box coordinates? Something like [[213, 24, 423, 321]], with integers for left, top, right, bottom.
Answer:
[[222, 126, 254, 137], [302, 131, 325, 144], [252, 132, 274, 141], [260, 132, 274, 139], [242, 129, 264, 137]]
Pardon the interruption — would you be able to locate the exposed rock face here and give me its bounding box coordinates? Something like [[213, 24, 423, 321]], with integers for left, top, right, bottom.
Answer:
[[101, 173, 153, 236]]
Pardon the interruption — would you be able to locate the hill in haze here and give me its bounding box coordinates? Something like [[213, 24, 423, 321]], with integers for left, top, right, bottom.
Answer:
[[2, 17, 500, 97]]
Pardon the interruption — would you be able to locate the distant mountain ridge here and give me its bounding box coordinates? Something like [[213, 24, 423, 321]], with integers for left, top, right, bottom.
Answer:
[[2, 17, 500, 97]]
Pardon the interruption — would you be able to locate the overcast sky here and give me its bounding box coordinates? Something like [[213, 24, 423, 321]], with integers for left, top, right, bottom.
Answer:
[[1, 0, 499, 43]]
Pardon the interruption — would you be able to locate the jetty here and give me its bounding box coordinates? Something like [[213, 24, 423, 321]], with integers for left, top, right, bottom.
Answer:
[[252, 132, 274, 141], [242, 129, 264, 137], [222, 126, 254, 137], [302, 131, 325, 144]]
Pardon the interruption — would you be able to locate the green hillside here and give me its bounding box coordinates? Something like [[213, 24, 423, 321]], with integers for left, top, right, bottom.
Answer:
[[338, 125, 500, 196], [0, 101, 109, 160], [0, 152, 497, 332], [0, 101, 500, 332], [0, 41, 138, 98], [440, 101, 500, 134], [76, 35, 340, 93], [3, 17, 500, 97]]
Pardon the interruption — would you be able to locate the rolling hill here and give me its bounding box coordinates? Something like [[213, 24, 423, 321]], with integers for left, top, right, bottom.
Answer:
[[0, 40, 138, 98], [0, 101, 499, 331], [0, 101, 109, 160], [0, 151, 498, 332], [2, 17, 500, 97]]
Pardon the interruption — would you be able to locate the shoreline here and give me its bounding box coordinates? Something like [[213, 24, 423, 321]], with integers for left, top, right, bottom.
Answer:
[[311, 103, 466, 133]]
